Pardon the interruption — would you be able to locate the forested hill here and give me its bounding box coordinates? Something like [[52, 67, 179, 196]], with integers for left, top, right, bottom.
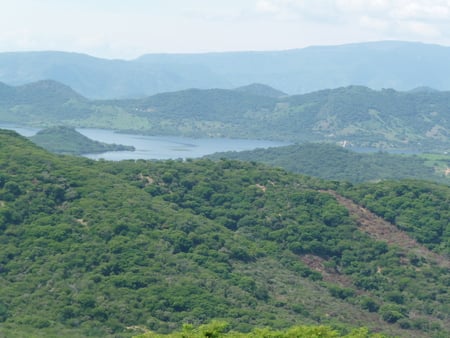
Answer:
[[0, 80, 90, 123], [207, 143, 450, 184], [1, 129, 450, 337], [1, 81, 449, 151], [0, 79, 85, 104], [29, 126, 135, 155], [2, 41, 450, 98], [123, 88, 278, 121]]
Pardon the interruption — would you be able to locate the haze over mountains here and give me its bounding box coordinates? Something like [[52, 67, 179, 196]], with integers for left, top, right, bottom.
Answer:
[[1, 41, 450, 99]]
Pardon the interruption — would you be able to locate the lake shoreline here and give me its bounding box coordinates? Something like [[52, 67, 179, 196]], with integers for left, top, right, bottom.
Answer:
[[0, 123, 289, 161]]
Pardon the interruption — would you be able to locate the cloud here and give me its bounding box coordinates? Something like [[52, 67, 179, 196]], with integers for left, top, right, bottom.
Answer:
[[401, 21, 441, 37], [359, 16, 390, 31], [256, 0, 280, 14], [390, 2, 450, 21], [253, 0, 450, 40], [254, 0, 450, 20], [2, 0, 450, 58], [336, 0, 390, 12]]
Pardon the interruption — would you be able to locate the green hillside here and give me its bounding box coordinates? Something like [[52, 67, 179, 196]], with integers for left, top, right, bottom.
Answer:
[[1, 130, 450, 337], [340, 180, 450, 254], [126, 88, 277, 121], [0, 80, 91, 125], [281, 86, 450, 148], [29, 126, 135, 155], [207, 143, 450, 183], [1, 81, 450, 151]]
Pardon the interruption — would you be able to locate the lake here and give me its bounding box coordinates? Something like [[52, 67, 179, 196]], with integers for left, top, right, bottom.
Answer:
[[0, 124, 288, 160]]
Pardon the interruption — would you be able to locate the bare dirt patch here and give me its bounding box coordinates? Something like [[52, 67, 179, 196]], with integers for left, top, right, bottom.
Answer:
[[75, 218, 88, 226], [255, 184, 266, 192], [324, 190, 450, 269], [138, 173, 154, 185]]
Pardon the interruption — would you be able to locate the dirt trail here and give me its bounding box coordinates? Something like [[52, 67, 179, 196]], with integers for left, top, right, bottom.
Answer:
[[325, 190, 450, 269]]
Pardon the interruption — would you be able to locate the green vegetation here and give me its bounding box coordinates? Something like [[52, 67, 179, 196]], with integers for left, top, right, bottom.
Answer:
[[134, 321, 388, 337], [1, 129, 450, 337], [29, 126, 135, 155], [1, 81, 450, 151], [207, 143, 449, 184], [419, 153, 450, 176]]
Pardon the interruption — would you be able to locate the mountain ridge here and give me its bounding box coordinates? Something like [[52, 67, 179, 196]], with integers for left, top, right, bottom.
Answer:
[[2, 41, 450, 98]]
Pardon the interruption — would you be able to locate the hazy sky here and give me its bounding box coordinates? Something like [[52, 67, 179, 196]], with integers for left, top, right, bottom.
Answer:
[[1, 0, 450, 59]]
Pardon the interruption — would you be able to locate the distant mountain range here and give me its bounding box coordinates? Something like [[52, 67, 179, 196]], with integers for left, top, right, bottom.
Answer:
[[0, 80, 449, 151], [2, 41, 450, 99]]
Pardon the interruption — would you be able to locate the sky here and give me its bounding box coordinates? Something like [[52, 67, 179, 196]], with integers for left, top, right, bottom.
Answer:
[[1, 0, 450, 59]]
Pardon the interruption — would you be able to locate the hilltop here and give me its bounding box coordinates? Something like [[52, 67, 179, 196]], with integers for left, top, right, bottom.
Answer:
[[234, 83, 287, 98], [0, 80, 90, 124], [0, 129, 449, 337], [2, 41, 450, 98]]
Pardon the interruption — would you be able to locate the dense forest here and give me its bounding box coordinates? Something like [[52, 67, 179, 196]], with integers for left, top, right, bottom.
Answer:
[[207, 143, 450, 184], [1, 130, 450, 337], [1, 80, 450, 151]]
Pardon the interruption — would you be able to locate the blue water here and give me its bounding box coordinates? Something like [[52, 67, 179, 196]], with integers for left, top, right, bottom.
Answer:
[[0, 124, 288, 160]]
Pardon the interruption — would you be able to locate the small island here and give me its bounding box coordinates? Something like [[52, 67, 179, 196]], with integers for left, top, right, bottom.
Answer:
[[29, 126, 135, 155]]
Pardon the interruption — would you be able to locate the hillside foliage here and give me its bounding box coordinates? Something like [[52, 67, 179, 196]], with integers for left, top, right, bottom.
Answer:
[[134, 321, 388, 338], [0, 130, 449, 337], [340, 180, 450, 254], [207, 143, 450, 184]]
